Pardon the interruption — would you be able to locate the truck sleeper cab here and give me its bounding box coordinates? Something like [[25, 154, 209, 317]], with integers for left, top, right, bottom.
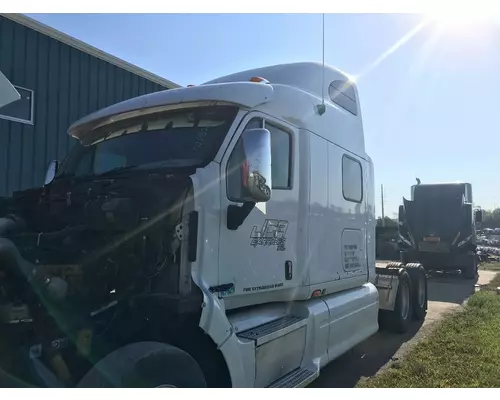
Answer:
[[0, 63, 428, 388]]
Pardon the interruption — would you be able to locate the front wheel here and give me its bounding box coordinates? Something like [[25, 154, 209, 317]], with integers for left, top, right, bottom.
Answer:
[[77, 342, 207, 388]]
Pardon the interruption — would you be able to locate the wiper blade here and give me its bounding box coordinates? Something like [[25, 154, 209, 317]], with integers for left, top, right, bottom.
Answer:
[[93, 159, 203, 178], [95, 165, 139, 177], [134, 159, 204, 169]]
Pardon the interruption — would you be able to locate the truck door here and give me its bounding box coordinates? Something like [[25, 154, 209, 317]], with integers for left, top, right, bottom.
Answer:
[[218, 112, 302, 307]]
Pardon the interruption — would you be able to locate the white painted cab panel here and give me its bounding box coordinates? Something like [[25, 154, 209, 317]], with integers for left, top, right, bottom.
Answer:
[[218, 111, 307, 310], [324, 282, 379, 362]]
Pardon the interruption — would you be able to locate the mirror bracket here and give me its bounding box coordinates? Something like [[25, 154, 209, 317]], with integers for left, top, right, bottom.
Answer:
[[227, 202, 256, 231]]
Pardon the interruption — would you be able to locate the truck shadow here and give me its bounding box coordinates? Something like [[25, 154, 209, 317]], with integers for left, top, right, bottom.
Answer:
[[426, 271, 478, 304], [309, 319, 424, 388]]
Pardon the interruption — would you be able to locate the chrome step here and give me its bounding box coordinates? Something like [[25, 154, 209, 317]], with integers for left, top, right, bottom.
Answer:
[[266, 367, 318, 388], [236, 315, 306, 346]]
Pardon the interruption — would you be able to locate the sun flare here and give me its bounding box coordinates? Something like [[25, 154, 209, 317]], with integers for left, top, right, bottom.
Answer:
[[426, 8, 500, 32]]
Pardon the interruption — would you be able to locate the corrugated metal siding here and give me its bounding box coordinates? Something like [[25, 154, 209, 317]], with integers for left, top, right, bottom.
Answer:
[[0, 15, 168, 197]]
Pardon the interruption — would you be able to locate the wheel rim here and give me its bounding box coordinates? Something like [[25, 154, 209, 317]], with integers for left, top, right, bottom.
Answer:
[[417, 275, 426, 308], [401, 281, 410, 320]]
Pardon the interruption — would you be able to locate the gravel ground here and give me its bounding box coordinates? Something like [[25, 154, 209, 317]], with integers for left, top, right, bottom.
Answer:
[[309, 268, 497, 388]]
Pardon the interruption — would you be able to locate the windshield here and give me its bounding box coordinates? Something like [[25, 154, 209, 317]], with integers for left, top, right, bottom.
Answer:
[[58, 105, 239, 178], [413, 184, 466, 204]]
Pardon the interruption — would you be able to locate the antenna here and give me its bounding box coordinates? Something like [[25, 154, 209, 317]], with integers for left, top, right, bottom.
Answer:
[[322, 13, 325, 104], [317, 13, 326, 116], [381, 184, 385, 227]]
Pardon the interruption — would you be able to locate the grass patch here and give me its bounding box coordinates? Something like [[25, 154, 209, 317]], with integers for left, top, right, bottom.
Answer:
[[358, 274, 500, 388], [480, 262, 500, 271], [485, 273, 500, 291]]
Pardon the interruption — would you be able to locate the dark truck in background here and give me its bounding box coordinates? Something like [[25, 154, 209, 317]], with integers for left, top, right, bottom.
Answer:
[[398, 182, 484, 279]]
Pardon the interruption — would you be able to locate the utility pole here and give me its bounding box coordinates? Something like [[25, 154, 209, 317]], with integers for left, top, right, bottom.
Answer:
[[381, 184, 385, 227]]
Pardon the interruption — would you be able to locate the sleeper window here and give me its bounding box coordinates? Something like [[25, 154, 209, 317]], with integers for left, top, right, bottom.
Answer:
[[342, 155, 363, 202]]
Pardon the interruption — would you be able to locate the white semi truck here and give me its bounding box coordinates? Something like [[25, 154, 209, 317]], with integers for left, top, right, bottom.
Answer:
[[0, 62, 427, 388]]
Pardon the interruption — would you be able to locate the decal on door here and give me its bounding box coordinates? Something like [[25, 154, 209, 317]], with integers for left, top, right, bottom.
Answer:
[[250, 219, 288, 251], [243, 282, 284, 293], [343, 244, 362, 270]]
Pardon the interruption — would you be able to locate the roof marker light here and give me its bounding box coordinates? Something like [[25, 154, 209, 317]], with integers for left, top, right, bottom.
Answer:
[[249, 76, 269, 84]]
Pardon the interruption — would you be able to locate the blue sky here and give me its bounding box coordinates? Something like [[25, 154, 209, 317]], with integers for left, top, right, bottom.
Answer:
[[27, 13, 500, 216]]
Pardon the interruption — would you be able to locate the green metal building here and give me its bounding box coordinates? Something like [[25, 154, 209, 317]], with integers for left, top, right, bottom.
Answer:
[[0, 13, 178, 197]]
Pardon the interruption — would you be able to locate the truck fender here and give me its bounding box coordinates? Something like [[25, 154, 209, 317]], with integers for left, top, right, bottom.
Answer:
[[374, 263, 405, 312], [198, 290, 250, 388]]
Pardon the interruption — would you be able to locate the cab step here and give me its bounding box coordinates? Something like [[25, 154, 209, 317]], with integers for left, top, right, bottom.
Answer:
[[236, 315, 306, 346], [266, 367, 318, 388]]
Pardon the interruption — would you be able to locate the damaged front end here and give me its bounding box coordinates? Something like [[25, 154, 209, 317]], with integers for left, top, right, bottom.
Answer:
[[0, 104, 238, 387], [0, 172, 199, 387]]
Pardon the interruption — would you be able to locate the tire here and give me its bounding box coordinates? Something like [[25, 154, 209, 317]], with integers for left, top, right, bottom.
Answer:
[[379, 270, 413, 334], [404, 263, 428, 321], [386, 261, 405, 268], [77, 342, 207, 388], [461, 255, 478, 280]]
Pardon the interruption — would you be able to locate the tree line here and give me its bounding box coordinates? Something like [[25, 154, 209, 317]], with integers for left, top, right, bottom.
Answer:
[[376, 217, 398, 228], [481, 208, 500, 229], [376, 208, 500, 229]]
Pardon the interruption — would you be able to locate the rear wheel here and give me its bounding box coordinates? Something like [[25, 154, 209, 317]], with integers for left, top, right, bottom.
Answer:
[[404, 263, 428, 321], [379, 270, 413, 334]]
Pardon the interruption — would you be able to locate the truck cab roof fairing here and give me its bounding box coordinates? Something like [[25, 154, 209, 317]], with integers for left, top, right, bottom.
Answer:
[[68, 82, 274, 144]]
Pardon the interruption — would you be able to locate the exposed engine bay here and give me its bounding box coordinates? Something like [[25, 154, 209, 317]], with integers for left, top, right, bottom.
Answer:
[[0, 170, 199, 387], [0, 104, 238, 387]]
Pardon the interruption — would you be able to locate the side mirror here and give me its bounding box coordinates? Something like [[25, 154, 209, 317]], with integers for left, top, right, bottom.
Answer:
[[44, 160, 59, 185], [474, 209, 484, 224], [240, 128, 272, 203], [226, 128, 272, 230], [230, 129, 272, 203]]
